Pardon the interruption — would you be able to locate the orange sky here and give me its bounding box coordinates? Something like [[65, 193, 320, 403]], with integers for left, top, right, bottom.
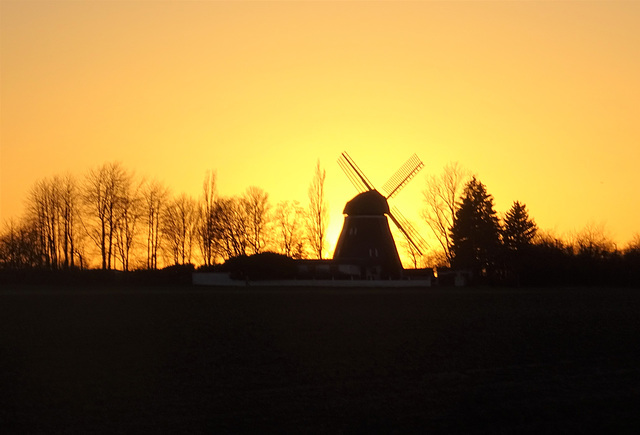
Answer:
[[2, 0, 640, 256]]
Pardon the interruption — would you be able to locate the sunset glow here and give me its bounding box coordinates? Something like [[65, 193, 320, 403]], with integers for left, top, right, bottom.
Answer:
[[2, 1, 640, 260]]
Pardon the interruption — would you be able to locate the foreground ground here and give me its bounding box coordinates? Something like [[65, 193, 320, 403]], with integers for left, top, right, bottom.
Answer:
[[1, 284, 640, 433]]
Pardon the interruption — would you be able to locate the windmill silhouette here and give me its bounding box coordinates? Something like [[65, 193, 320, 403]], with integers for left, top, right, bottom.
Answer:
[[333, 152, 428, 279]]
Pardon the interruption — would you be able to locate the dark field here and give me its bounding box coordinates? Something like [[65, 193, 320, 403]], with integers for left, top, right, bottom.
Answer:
[[2, 285, 640, 433]]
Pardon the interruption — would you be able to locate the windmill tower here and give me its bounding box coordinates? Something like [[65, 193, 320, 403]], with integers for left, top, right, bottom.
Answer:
[[333, 152, 428, 279]]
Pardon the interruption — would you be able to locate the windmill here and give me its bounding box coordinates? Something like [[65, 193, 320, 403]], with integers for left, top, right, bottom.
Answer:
[[333, 152, 428, 279]]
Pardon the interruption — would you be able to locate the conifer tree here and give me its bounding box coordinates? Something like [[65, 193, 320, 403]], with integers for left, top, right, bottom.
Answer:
[[502, 201, 537, 285], [450, 177, 501, 280], [502, 201, 537, 251]]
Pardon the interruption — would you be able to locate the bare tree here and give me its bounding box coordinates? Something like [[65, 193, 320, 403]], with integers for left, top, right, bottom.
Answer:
[[625, 233, 640, 254], [142, 179, 169, 270], [422, 162, 470, 266], [212, 196, 248, 260], [423, 248, 449, 270], [82, 162, 131, 270], [0, 218, 41, 269], [25, 175, 79, 269], [572, 222, 616, 257], [243, 186, 271, 255], [306, 160, 329, 259], [27, 177, 59, 268], [198, 171, 217, 266], [113, 176, 143, 271], [274, 200, 306, 258], [0, 220, 19, 268], [59, 175, 79, 268], [533, 229, 569, 252], [163, 193, 198, 265]]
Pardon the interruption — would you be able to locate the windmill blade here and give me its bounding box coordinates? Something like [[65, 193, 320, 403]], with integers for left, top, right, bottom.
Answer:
[[382, 154, 424, 199], [338, 152, 375, 193], [388, 206, 429, 256]]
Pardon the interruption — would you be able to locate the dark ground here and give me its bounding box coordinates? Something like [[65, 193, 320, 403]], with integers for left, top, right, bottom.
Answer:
[[1, 284, 640, 434]]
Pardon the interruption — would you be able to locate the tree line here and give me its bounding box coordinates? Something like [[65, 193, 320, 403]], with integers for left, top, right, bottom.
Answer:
[[2, 159, 640, 286], [0, 161, 329, 271], [423, 163, 640, 286]]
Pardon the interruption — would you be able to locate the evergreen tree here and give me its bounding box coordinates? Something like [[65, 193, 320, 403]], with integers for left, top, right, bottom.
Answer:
[[502, 201, 537, 285], [450, 177, 501, 280], [502, 201, 537, 251]]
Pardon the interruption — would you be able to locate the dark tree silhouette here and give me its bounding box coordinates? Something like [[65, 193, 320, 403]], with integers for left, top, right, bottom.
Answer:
[[573, 222, 616, 258], [502, 201, 537, 251], [163, 193, 198, 266], [59, 174, 79, 269], [450, 177, 502, 281], [274, 200, 307, 259], [626, 233, 640, 251], [243, 186, 271, 255], [25, 175, 80, 269], [623, 233, 640, 284], [306, 160, 328, 259], [0, 219, 41, 269], [113, 176, 143, 271], [502, 201, 537, 285], [142, 179, 169, 270], [198, 171, 217, 267], [571, 223, 619, 285], [28, 178, 60, 268], [212, 196, 249, 259], [422, 162, 470, 266], [83, 162, 132, 270]]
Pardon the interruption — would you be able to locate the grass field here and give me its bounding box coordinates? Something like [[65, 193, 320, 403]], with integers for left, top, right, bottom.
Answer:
[[2, 285, 640, 433]]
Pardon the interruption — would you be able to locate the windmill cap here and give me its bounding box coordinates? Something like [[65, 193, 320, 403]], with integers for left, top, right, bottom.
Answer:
[[343, 190, 390, 216]]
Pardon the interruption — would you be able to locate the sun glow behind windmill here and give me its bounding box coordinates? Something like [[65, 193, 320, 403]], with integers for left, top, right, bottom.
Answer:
[[333, 152, 429, 278]]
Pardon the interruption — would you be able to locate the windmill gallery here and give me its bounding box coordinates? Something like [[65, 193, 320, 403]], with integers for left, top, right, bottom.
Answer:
[[194, 152, 437, 286]]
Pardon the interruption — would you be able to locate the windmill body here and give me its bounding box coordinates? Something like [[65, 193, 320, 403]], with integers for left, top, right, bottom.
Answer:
[[333, 152, 427, 280], [333, 190, 403, 279]]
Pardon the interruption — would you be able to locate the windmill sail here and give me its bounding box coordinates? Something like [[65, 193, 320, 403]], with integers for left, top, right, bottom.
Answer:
[[338, 152, 374, 193], [388, 206, 429, 256], [381, 154, 424, 199]]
